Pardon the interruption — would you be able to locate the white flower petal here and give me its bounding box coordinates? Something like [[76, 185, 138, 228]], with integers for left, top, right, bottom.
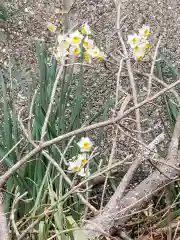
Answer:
[[69, 30, 83, 45], [68, 160, 81, 171], [87, 47, 100, 58], [133, 48, 145, 61], [78, 168, 86, 177], [97, 51, 106, 60], [69, 46, 81, 55], [127, 34, 141, 48], [47, 22, 57, 33], [77, 137, 93, 152], [81, 23, 91, 35], [139, 25, 151, 37], [83, 37, 94, 50], [78, 153, 88, 165]]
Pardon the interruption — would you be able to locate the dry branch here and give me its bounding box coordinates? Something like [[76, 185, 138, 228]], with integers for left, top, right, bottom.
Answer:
[[83, 113, 180, 238], [107, 132, 164, 205], [1, 77, 180, 189]]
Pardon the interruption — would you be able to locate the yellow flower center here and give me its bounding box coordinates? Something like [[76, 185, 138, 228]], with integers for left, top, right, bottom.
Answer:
[[81, 159, 87, 165], [83, 142, 90, 149], [84, 52, 90, 60], [132, 37, 138, 44], [57, 56, 61, 63], [81, 27, 86, 34], [144, 42, 150, 49], [72, 36, 80, 43], [73, 166, 79, 171], [83, 42, 89, 49], [144, 29, 150, 36], [73, 48, 79, 55], [97, 56, 103, 60], [63, 41, 68, 47], [137, 56, 143, 61], [48, 25, 53, 32], [134, 46, 140, 52]]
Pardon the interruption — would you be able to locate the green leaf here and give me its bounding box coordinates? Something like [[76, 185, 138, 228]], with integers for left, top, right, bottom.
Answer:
[[38, 221, 49, 240], [0, 4, 9, 21], [0, 71, 13, 154], [167, 99, 179, 126], [159, 53, 180, 79]]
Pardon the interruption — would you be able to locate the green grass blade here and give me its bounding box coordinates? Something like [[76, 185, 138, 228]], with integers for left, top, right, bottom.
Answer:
[[159, 53, 180, 79], [0, 4, 9, 21], [167, 99, 179, 126], [0, 71, 13, 155]]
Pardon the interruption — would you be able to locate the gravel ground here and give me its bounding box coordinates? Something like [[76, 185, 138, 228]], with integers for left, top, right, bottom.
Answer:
[[0, 0, 179, 207], [1, 1, 180, 66]]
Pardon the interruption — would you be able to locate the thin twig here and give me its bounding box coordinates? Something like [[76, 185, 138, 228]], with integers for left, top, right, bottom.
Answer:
[[118, 31, 142, 142], [40, 64, 64, 142], [1, 78, 180, 188], [134, 70, 180, 106], [100, 58, 124, 210], [100, 128, 118, 211], [147, 37, 162, 98], [0, 138, 23, 164], [10, 189, 28, 238], [115, 0, 142, 142], [19, 113, 98, 215], [106, 132, 164, 206], [17, 155, 132, 240], [28, 89, 37, 141], [83, 113, 180, 238]]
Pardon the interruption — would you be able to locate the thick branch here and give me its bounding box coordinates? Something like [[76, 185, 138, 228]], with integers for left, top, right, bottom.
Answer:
[[83, 113, 180, 237]]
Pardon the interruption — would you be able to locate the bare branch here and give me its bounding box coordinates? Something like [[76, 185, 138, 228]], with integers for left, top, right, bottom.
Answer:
[[83, 113, 180, 238], [1, 77, 180, 188], [40, 64, 64, 142], [147, 37, 162, 98]]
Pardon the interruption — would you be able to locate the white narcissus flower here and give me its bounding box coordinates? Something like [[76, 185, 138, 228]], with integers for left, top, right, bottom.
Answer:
[[133, 44, 145, 53], [69, 45, 81, 55], [77, 137, 93, 152], [97, 51, 106, 60], [127, 34, 141, 48], [55, 46, 69, 63], [77, 153, 88, 166], [80, 23, 91, 35], [68, 160, 81, 172], [87, 46, 100, 58], [68, 30, 83, 45], [133, 47, 145, 61], [139, 25, 151, 38], [47, 22, 57, 33], [142, 40, 150, 49], [57, 34, 69, 49], [84, 51, 92, 63], [82, 37, 94, 50]]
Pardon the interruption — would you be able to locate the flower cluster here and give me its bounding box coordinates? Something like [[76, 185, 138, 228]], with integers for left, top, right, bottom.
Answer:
[[127, 25, 151, 61], [68, 137, 93, 177], [47, 22, 106, 64]]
